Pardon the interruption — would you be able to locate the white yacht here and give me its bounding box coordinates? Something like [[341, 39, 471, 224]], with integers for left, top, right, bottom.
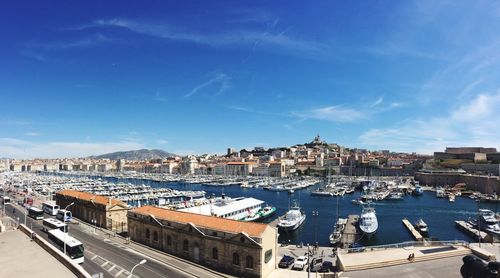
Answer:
[[478, 209, 500, 236], [277, 203, 306, 232], [359, 205, 378, 236], [415, 218, 428, 234]]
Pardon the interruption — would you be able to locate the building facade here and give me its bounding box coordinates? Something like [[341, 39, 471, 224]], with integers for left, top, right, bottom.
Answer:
[[55, 190, 129, 232], [128, 206, 277, 277]]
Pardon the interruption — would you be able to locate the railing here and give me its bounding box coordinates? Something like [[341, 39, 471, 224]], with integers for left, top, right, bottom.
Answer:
[[345, 240, 469, 253]]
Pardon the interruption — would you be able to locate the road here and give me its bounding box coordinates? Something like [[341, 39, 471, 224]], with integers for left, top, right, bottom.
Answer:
[[5, 203, 209, 278]]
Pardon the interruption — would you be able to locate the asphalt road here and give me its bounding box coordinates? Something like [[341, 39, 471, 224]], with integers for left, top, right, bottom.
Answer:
[[5, 203, 196, 278]]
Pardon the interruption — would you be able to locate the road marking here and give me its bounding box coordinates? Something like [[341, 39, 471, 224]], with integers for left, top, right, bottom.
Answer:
[[92, 254, 98, 260], [101, 261, 109, 267], [108, 265, 116, 271], [114, 269, 124, 277]]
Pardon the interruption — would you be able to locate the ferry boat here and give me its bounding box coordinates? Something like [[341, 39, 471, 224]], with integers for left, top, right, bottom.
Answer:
[[179, 195, 264, 221], [415, 218, 428, 234], [359, 205, 378, 236], [277, 202, 306, 232]]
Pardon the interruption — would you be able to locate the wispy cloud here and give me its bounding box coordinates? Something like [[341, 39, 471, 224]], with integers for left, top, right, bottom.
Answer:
[[87, 18, 332, 60], [292, 105, 365, 123], [370, 96, 384, 107], [185, 73, 231, 98], [24, 132, 40, 136], [363, 43, 445, 60], [28, 33, 112, 50], [20, 50, 47, 61], [156, 139, 168, 145], [153, 90, 167, 102], [359, 90, 500, 154]]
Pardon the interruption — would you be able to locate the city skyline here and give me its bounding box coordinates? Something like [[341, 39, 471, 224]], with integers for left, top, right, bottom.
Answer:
[[2, 1, 500, 159]]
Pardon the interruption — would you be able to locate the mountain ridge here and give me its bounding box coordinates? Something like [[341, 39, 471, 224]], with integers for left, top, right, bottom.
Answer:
[[90, 149, 176, 160]]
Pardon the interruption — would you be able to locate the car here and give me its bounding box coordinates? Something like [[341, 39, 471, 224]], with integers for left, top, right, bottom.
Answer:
[[292, 255, 308, 270], [308, 258, 323, 272], [278, 255, 295, 268], [318, 261, 335, 273]]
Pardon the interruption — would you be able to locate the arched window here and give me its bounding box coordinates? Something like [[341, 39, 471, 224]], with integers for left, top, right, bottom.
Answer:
[[246, 256, 254, 269], [145, 228, 150, 239], [153, 231, 158, 241], [167, 235, 172, 246], [183, 239, 189, 251], [233, 252, 240, 265], [212, 247, 218, 260]]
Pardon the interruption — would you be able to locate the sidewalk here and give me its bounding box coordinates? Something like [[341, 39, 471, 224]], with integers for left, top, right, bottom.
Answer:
[[0, 229, 76, 277]]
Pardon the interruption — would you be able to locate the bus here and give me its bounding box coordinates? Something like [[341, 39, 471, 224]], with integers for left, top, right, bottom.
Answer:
[[1, 196, 10, 205], [28, 206, 44, 220], [42, 218, 68, 233], [42, 201, 60, 216], [48, 229, 84, 264], [56, 209, 72, 222]]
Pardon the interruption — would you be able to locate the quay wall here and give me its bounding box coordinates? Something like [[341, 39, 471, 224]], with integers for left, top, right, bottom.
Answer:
[[415, 173, 500, 194]]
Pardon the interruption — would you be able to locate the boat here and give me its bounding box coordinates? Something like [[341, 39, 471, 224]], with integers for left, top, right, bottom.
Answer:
[[329, 218, 347, 245], [478, 209, 500, 236], [242, 210, 261, 222], [288, 189, 295, 194], [311, 188, 333, 197], [436, 187, 446, 198], [414, 218, 428, 234], [385, 191, 404, 200], [412, 185, 424, 196], [449, 194, 455, 202], [359, 205, 378, 236], [259, 206, 276, 220], [351, 198, 366, 205], [277, 202, 306, 232]]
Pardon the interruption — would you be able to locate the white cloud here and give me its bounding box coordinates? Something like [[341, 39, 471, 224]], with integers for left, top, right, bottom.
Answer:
[[359, 91, 500, 154], [370, 96, 384, 107], [24, 132, 40, 136], [292, 105, 365, 123], [185, 73, 231, 98], [0, 139, 145, 159], [30, 33, 112, 50], [156, 139, 168, 145]]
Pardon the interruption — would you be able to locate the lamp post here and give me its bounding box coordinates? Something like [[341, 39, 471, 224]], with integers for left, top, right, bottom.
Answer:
[[312, 210, 319, 247], [128, 259, 147, 278], [307, 244, 311, 278], [63, 202, 74, 256]]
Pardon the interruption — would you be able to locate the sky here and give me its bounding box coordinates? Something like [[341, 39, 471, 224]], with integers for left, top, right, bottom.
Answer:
[[1, 1, 500, 158]]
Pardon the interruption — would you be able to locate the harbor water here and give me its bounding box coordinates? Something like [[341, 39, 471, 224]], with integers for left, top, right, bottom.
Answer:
[[96, 176, 499, 247]]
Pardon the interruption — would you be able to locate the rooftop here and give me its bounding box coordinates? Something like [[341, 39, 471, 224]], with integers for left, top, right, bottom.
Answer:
[[56, 189, 126, 207], [131, 205, 269, 237]]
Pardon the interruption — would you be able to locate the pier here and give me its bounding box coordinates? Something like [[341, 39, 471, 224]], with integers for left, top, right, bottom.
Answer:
[[455, 220, 489, 241], [402, 218, 423, 241], [341, 214, 361, 248]]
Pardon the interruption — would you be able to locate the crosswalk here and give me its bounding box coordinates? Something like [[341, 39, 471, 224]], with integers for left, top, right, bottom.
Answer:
[[86, 249, 138, 278]]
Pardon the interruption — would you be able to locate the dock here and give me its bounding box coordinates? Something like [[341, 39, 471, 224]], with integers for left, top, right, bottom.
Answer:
[[269, 214, 285, 229], [455, 220, 488, 241], [341, 214, 361, 248], [402, 218, 423, 241]]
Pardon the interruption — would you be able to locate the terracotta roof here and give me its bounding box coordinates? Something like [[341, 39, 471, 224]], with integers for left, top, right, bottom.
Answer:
[[131, 205, 268, 237], [56, 190, 126, 207]]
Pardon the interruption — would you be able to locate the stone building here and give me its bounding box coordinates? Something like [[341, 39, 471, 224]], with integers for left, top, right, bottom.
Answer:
[[55, 190, 129, 232], [128, 206, 277, 277]]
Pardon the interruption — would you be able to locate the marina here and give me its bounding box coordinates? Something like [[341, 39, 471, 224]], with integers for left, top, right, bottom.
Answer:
[[3, 171, 500, 248]]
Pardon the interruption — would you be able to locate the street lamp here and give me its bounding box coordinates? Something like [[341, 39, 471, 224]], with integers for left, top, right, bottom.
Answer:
[[312, 210, 319, 247], [63, 202, 75, 256], [128, 259, 147, 277]]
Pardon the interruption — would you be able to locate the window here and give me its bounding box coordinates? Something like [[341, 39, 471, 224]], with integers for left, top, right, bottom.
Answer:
[[212, 231, 217, 236], [246, 256, 254, 269], [265, 249, 273, 263], [183, 239, 189, 251], [146, 229, 150, 239], [240, 237, 245, 243], [153, 231, 158, 241], [233, 252, 240, 265], [167, 235, 172, 246], [212, 247, 218, 260]]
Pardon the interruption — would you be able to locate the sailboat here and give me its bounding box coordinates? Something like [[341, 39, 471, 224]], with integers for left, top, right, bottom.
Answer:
[[329, 195, 347, 245]]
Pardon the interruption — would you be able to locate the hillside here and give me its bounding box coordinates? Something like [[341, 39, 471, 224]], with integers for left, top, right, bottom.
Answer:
[[90, 149, 176, 160]]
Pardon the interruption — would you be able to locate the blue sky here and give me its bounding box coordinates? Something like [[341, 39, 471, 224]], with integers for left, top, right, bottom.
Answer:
[[1, 1, 500, 158]]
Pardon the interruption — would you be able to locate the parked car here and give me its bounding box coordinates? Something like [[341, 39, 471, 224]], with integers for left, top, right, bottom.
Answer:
[[308, 258, 323, 272], [292, 255, 308, 270], [318, 261, 335, 273], [278, 255, 295, 268]]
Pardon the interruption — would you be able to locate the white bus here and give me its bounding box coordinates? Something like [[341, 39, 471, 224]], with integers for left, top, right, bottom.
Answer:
[[48, 229, 84, 264], [28, 207, 44, 220], [42, 201, 60, 216], [42, 218, 68, 233], [1, 196, 10, 205], [56, 209, 72, 222]]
